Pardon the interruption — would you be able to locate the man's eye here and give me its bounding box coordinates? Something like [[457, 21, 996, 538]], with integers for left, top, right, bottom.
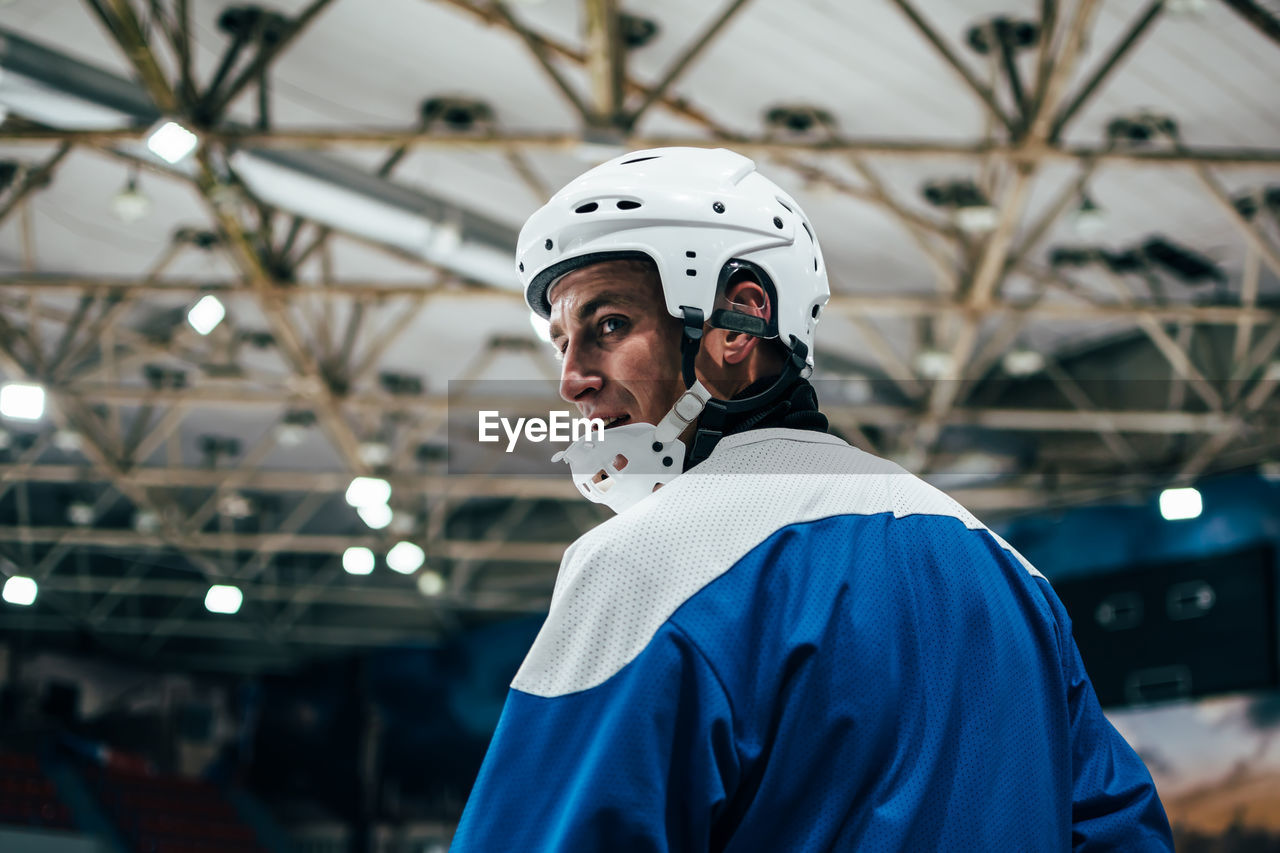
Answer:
[[600, 317, 627, 335]]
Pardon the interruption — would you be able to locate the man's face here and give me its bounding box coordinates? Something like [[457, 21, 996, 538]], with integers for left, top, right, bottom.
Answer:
[[547, 260, 685, 429]]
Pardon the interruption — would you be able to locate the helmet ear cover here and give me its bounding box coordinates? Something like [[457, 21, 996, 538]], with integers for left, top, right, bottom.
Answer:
[[707, 259, 779, 340], [678, 255, 809, 464]]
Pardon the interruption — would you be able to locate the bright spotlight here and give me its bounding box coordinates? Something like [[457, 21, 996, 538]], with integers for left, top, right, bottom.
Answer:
[[1159, 487, 1202, 521], [204, 584, 243, 614], [0, 383, 45, 420], [187, 294, 226, 336], [954, 203, 998, 233], [2, 576, 37, 606], [146, 120, 199, 164], [1002, 349, 1045, 377], [386, 541, 425, 574], [914, 349, 953, 380], [357, 503, 393, 530], [416, 570, 446, 597], [343, 546, 375, 575], [345, 476, 391, 508]]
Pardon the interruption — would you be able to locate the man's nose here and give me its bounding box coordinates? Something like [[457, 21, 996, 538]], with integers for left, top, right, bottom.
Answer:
[[559, 342, 603, 404]]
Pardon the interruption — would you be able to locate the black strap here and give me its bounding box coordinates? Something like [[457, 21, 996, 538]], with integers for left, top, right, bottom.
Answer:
[[680, 306, 704, 390], [684, 333, 810, 465]]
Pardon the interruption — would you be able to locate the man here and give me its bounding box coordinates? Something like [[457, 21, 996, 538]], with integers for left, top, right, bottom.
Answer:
[[451, 148, 1172, 851]]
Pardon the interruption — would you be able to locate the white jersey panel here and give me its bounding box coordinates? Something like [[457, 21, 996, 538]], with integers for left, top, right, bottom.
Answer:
[[513, 429, 1043, 698]]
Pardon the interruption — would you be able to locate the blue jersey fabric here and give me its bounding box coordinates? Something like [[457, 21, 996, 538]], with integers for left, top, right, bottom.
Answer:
[[451, 431, 1172, 851]]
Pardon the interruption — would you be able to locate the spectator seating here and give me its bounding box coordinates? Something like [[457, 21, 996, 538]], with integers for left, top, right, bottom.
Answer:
[[82, 765, 266, 853], [0, 750, 76, 830]]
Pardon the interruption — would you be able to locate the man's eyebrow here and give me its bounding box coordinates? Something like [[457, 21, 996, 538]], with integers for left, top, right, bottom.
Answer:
[[549, 290, 641, 341], [575, 291, 640, 321]]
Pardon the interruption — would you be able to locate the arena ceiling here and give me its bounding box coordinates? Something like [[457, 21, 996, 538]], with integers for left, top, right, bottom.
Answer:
[[0, 0, 1278, 671]]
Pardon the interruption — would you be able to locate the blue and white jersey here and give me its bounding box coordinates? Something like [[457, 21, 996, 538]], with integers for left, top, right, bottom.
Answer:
[[452, 429, 1173, 851]]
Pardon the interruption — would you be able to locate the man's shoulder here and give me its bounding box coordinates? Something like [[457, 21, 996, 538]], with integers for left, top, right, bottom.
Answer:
[[513, 430, 1040, 698]]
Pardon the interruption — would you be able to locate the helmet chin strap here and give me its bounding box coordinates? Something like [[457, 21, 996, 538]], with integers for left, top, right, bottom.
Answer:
[[547, 307, 809, 515], [679, 306, 810, 465]]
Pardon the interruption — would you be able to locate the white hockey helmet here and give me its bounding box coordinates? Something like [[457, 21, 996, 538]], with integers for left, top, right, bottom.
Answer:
[[518, 147, 829, 368]]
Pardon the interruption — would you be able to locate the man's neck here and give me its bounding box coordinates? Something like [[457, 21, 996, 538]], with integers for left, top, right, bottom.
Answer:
[[681, 374, 828, 469]]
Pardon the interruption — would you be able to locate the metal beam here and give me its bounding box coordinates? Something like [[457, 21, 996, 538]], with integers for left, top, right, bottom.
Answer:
[[625, 0, 754, 127], [886, 0, 1016, 134], [1050, 0, 1165, 141], [489, 1, 593, 121], [5, 126, 1280, 169], [1192, 166, 1280, 282], [202, 0, 337, 119], [1218, 0, 1280, 49], [0, 526, 568, 563], [5, 276, 1278, 325], [583, 0, 626, 125], [0, 145, 72, 227]]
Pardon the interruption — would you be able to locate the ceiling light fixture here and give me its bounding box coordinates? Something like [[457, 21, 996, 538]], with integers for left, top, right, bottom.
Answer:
[[343, 546, 375, 575], [204, 584, 243, 614], [133, 508, 161, 534], [217, 492, 252, 519], [345, 476, 391, 508], [187, 294, 226, 335], [416, 569, 446, 597], [386, 541, 426, 574], [357, 503, 394, 530], [275, 410, 317, 446], [389, 511, 417, 536], [2, 576, 37, 606], [52, 429, 82, 452], [67, 501, 95, 526], [914, 349, 954, 380], [1002, 349, 1045, 377], [111, 171, 151, 222], [146, 120, 199, 164], [1071, 194, 1107, 237], [357, 441, 392, 468], [922, 179, 998, 233], [1166, 0, 1208, 15], [0, 383, 45, 420], [1159, 487, 1202, 521]]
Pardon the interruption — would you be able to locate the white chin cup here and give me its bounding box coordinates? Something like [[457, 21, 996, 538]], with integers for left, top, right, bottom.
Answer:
[[552, 423, 686, 514], [551, 382, 710, 514]]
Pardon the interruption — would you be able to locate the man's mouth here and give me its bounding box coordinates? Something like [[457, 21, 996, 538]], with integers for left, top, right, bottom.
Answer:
[[600, 414, 630, 429]]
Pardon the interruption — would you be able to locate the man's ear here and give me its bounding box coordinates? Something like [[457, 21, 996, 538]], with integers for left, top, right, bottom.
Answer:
[[719, 278, 771, 365]]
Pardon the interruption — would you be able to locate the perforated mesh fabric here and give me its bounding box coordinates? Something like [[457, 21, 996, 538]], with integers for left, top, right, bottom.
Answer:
[[514, 428, 1041, 698], [456, 429, 1172, 851]]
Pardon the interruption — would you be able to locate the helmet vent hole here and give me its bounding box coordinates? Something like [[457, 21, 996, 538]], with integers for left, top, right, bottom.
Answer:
[[776, 198, 793, 213], [616, 200, 641, 210], [685, 250, 696, 258], [519, 262, 524, 272], [773, 216, 784, 229], [802, 221, 815, 244], [544, 238, 553, 250], [812, 304, 821, 319], [713, 202, 725, 214], [686, 269, 696, 276], [621, 155, 660, 165], [575, 202, 599, 214]]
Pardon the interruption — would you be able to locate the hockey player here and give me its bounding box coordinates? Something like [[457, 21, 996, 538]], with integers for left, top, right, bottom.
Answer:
[[450, 148, 1173, 851]]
